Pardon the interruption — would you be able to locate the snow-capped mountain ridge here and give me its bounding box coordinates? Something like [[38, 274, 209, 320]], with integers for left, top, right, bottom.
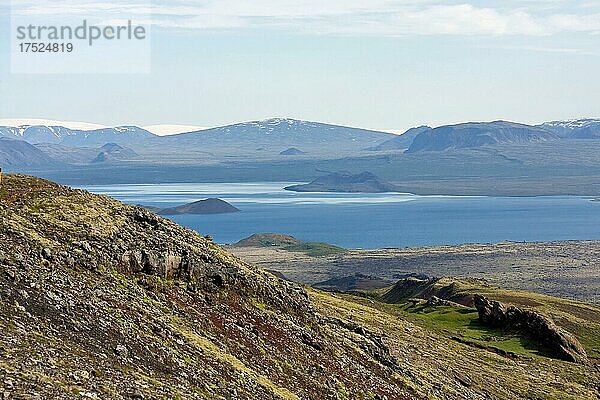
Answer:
[[538, 119, 600, 139], [0, 125, 156, 146], [541, 119, 600, 129]]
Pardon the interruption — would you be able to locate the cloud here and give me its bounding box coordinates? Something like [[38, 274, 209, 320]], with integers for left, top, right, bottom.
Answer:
[[8, 1, 600, 36]]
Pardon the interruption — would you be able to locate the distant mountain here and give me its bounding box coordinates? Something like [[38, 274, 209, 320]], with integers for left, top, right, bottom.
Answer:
[[285, 171, 399, 193], [406, 121, 559, 153], [60, 126, 156, 147], [0, 125, 156, 146], [0, 126, 75, 144], [0, 139, 58, 168], [538, 119, 600, 139], [33, 144, 98, 164], [158, 198, 240, 215], [91, 143, 138, 164], [280, 147, 306, 156], [166, 118, 395, 154], [368, 126, 432, 151]]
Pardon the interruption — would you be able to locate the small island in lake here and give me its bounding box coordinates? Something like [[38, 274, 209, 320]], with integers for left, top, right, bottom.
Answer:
[[284, 171, 399, 193], [157, 198, 240, 215], [279, 147, 306, 156]]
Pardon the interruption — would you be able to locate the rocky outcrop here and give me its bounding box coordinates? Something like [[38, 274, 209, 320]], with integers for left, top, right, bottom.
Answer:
[[322, 316, 399, 369], [426, 296, 465, 308], [474, 295, 587, 364]]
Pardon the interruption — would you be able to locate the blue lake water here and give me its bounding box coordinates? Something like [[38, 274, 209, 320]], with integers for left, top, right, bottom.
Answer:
[[80, 183, 600, 249]]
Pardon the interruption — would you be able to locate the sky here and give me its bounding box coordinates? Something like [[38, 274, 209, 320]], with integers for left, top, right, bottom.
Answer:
[[0, 0, 599, 132]]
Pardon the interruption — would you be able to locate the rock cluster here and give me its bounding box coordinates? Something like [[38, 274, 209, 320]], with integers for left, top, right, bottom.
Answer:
[[474, 295, 587, 364], [426, 296, 465, 308], [322, 316, 399, 369]]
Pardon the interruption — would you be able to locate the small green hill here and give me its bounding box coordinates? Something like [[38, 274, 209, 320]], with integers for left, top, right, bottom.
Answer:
[[233, 233, 347, 257], [233, 233, 301, 247]]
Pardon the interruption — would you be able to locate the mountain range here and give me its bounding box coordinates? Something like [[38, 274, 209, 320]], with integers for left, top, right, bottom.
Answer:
[[3, 118, 599, 155], [0, 125, 156, 146], [2, 117, 600, 196]]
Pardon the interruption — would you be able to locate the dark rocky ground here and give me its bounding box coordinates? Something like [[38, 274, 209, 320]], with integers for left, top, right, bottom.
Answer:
[[230, 241, 600, 303]]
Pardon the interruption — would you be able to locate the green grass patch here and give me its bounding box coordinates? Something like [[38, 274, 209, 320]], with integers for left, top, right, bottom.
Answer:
[[394, 303, 551, 357], [284, 242, 347, 257]]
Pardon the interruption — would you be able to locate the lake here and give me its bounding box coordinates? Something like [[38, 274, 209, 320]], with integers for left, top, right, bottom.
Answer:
[[80, 183, 600, 249]]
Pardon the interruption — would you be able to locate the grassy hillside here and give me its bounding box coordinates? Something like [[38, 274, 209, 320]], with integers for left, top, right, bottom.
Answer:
[[311, 289, 599, 400], [1, 175, 598, 399], [377, 277, 600, 360]]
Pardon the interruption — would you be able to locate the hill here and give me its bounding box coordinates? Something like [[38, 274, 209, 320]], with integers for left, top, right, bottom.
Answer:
[[285, 172, 399, 193], [1, 175, 599, 398], [406, 121, 559, 153], [233, 233, 302, 247], [158, 198, 240, 215]]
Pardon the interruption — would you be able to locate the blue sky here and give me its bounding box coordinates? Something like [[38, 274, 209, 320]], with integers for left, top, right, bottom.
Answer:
[[1, 0, 599, 131]]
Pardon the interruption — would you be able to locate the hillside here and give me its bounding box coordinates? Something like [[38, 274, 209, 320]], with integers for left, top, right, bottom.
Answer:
[[1, 175, 599, 399], [0, 175, 420, 399]]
